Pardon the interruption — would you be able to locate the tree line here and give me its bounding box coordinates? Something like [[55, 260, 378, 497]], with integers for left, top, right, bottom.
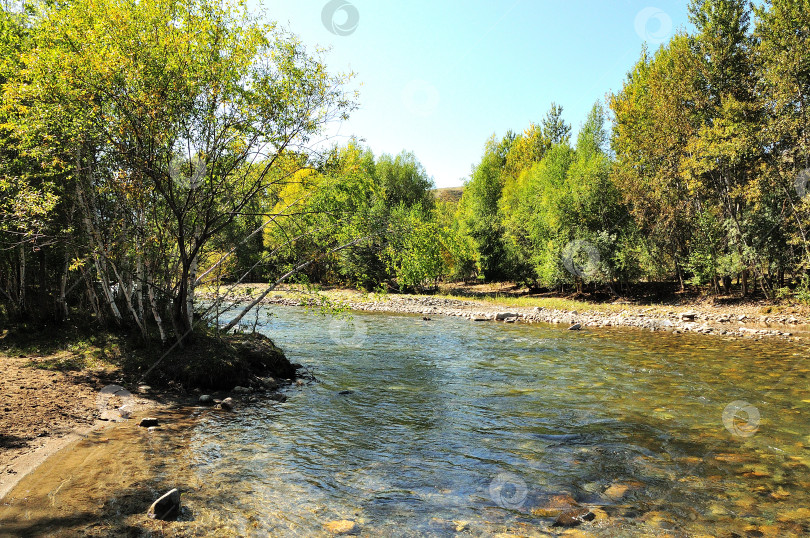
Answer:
[[2, 0, 810, 346], [269, 0, 810, 303]]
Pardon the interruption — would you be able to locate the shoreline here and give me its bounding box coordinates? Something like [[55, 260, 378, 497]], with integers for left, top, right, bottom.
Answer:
[[0, 385, 173, 501], [202, 285, 810, 342]]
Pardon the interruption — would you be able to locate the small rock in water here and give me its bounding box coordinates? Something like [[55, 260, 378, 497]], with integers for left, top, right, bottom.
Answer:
[[338, 390, 354, 395], [138, 417, 159, 428], [568, 323, 582, 331], [220, 397, 234, 411], [199, 394, 214, 405], [422, 316, 431, 321], [495, 312, 518, 321], [530, 493, 579, 517], [269, 393, 287, 402], [147, 488, 181, 520], [137, 385, 151, 394], [232, 386, 251, 394], [324, 520, 356, 535], [553, 508, 595, 527]]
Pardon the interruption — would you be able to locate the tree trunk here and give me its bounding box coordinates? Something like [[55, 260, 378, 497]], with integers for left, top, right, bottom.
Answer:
[[18, 246, 26, 316], [145, 264, 167, 344], [58, 253, 70, 321], [741, 269, 748, 297], [110, 260, 147, 339], [675, 258, 684, 292]]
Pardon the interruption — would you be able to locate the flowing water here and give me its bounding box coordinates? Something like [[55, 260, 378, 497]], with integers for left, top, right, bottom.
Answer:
[[3, 306, 810, 537]]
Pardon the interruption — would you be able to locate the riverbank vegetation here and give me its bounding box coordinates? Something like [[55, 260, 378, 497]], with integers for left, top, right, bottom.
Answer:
[[2, 0, 810, 358]]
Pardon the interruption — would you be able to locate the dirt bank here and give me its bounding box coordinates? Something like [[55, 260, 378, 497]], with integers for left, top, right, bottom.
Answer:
[[0, 351, 173, 499]]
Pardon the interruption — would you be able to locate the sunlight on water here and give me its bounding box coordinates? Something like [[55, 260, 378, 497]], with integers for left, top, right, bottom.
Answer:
[[3, 306, 810, 536]]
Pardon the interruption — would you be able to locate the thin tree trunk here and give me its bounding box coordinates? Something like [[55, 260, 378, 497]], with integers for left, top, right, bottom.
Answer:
[[59, 253, 70, 320], [741, 269, 748, 297], [80, 263, 102, 321], [76, 151, 123, 325], [18, 245, 25, 315], [110, 260, 147, 339], [145, 265, 167, 344]]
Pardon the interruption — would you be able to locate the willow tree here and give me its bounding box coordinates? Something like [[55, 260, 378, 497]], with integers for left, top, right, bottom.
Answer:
[[8, 0, 355, 338]]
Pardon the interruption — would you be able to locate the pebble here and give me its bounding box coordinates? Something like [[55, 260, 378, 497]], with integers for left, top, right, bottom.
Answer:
[[553, 508, 595, 527], [196, 291, 805, 342], [324, 520, 356, 535]]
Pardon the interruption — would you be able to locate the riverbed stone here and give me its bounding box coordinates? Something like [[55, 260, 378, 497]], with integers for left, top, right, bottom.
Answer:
[[232, 385, 251, 394], [199, 394, 213, 405], [568, 323, 582, 331], [553, 508, 595, 527], [138, 417, 159, 427], [530, 493, 579, 517], [324, 519, 356, 534], [147, 488, 181, 520], [220, 397, 234, 411]]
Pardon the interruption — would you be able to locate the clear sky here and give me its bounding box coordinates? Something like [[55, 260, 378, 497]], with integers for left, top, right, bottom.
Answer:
[[259, 1, 694, 188]]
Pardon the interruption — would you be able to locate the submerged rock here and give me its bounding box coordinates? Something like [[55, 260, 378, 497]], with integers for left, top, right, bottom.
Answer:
[[553, 508, 595, 527], [138, 417, 159, 428], [530, 493, 579, 517], [147, 488, 181, 520], [324, 519, 356, 535]]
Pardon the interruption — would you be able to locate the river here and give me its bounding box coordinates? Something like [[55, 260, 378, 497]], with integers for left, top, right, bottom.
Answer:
[[2, 305, 810, 536]]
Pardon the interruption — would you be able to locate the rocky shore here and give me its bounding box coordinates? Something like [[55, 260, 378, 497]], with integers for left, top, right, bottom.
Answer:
[[206, 288, 809, 341]]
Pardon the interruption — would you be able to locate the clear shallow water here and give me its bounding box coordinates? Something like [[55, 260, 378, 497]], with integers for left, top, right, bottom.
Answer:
[[4, 306, 810, 536], [184, 306, 810, 536]]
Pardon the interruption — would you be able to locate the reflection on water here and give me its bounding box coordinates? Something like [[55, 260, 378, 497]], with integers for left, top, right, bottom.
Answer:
[[3, 306, 810, 536]]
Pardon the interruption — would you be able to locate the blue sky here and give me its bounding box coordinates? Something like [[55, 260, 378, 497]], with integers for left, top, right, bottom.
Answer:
[[260, 1, 694, 188]]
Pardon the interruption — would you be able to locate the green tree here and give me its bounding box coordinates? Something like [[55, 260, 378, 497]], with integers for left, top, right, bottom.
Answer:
[[4, 0, 355, 338]]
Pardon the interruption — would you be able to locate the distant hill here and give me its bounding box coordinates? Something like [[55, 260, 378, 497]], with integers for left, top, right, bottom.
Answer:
[[433, 187, 464, 204]]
